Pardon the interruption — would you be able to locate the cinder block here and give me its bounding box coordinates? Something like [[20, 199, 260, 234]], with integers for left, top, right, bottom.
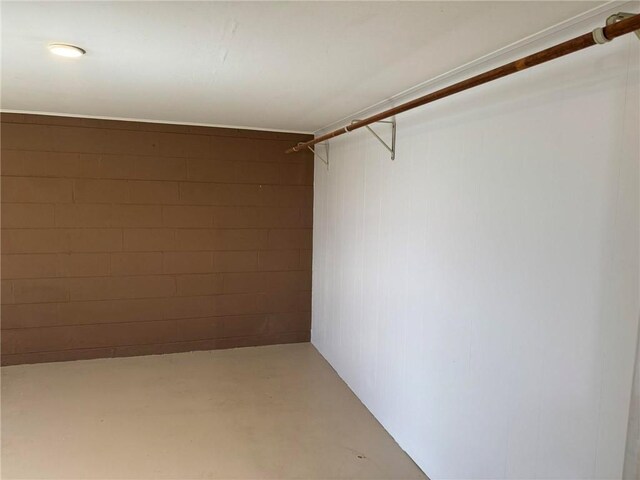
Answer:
[[135, 156, 186, 181], [127, 180, 180, 204], [1, 303, 61, 329], [212, 206, 260, 228], [2, 177, 73, 203], [300, 206, 313, 228], [211, 229, 268, 251], [211, 293, 265, 316], [209, 136, 261, 162], [299, 249, 312, 271], [59, 253, 111, 277], [258, 185, 312, 208], [102, 129, 158, 156], [54, 204, 114, 227], [67, 229, 123, 252], [262, 291, 301, 314], [12, 278, 69, 304], [1, 203, 55, 228], [235, 161, 281, 184], [162, 205, 213, 227], [1, 254, 60, 279], [110, 252, 163, 276], [75, 153, 104, 177], [123, 229, 175, 251], [258, 207, 301, 228], [266, 311, 311, 333], [263, 271, 310, 292], [2, 229, 67, 253], [99, 154, 138, 179], [176, 273, 224, 296], [1, 150, 86, 178], [280, 162, 313, 186], [161, 296, 214, 320], [0, 326, 72, 353], [158, 132, 209, 158], [214, 251, 258, 272], [178, 182, 220, 205], [297, 290, 312, 312], [1, 123, 52, 151], [276, 185, 313, 208], [184, 315, 267, 339], [174, 229, 214, 251], [223, 184, 262, 206], [1, 280, 14, 304], [258, 250, 300, 271], [267, 229, 312, 249], [162, 252, 214, 274], [113, 205, 163, 227], [187, 158, 235, 182], [260, 185, 313, 208], [50, 125, 108, 153], [73, 179, 129, 203], [222, 272, 265, 294]]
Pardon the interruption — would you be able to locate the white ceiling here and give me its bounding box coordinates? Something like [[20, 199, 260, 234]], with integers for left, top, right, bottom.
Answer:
[[2, 1, 601, 133]]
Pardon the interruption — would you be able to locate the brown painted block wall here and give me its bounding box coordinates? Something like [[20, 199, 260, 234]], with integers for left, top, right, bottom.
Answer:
[[0, 113, 313, 365]]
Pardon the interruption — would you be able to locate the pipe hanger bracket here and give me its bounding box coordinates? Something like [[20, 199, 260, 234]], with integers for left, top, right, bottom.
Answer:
[[609, 12, 640, 39], [352, 117, 397, 161], [595, 12, 640, 43], [305, 142, 329, 169]]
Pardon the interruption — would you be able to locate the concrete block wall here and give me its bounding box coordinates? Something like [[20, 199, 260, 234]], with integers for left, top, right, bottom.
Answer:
[[0, 113, 313, 365]]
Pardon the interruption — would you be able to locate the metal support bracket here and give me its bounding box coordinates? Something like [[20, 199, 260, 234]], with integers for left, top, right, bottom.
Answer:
[[307, 142, 329, 169], [608, 13, 640, 39], [352, 117, 397, 160], [594, 12, 640, 44]]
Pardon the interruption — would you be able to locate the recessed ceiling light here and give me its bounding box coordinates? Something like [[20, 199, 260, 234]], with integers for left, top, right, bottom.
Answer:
[[48, 43, 86, 58]]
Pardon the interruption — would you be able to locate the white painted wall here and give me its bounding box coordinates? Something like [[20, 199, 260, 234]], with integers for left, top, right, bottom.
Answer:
[[311, 8, 640, 480], [623, 324, 640, 479]]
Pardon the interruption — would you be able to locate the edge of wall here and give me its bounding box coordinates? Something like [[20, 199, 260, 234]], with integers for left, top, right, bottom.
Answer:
[[0, 112, 312, 142], [0, 110, 312, 136], [623, 319, 640, 479]]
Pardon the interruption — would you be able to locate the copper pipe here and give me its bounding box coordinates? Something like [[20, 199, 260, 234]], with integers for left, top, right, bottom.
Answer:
[[286, 13, 640, 154]]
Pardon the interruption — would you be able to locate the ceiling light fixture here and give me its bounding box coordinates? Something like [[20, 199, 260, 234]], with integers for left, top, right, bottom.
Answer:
[[48, 43, 86, 58]]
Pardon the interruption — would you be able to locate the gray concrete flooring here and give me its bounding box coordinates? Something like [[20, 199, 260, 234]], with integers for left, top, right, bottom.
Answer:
[[1, 343, 426, 479]]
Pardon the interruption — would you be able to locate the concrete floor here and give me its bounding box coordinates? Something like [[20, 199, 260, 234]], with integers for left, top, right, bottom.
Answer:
[[1, 343, 426, 479]]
